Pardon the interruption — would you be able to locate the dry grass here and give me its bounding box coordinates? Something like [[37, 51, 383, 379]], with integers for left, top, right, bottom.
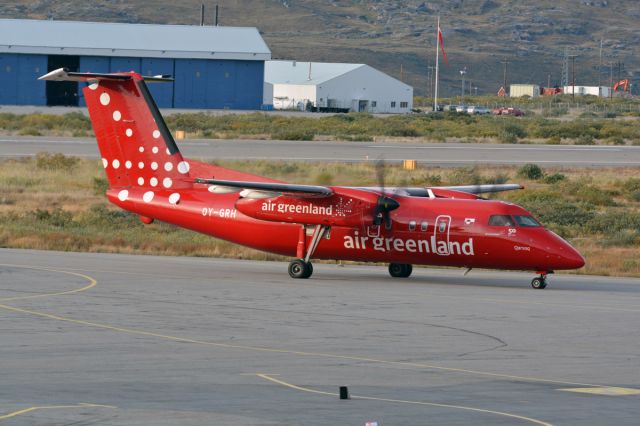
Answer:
[[1, 156, 638, 277]]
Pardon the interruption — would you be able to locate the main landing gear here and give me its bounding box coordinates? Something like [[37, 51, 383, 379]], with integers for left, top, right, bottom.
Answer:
[[531, 271, 552, 289], [288, 259, 313, 279], [388, 263, 413, 278], [288, 224, 329, 279]]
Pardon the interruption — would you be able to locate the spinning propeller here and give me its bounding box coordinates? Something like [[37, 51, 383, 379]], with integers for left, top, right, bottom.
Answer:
[[372, 159, 400, 229]]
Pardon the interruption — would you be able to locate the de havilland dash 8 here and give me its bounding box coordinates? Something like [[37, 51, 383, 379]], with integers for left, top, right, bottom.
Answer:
[[40, 68, 585, 289]]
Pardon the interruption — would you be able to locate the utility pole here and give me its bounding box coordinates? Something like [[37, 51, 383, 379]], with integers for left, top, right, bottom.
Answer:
[[598, 39, 603, 88], [569, 54, 578, 99], [561, 47, 569, 87], [460, 67, 467, 98], [501, 57, 509, 92]]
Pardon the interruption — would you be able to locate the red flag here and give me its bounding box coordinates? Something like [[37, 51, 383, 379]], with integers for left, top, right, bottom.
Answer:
[[438, 27, 449, 65]]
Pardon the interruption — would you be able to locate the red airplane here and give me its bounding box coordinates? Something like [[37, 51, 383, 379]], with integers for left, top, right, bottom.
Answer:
[[40, 68, 585, 289]]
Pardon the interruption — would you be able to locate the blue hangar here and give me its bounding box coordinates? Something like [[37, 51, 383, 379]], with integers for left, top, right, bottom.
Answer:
[[0, 19, 271, 109]]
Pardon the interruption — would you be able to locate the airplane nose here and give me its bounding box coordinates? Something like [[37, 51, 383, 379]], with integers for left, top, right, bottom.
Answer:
[[562, 246, 586, 269]]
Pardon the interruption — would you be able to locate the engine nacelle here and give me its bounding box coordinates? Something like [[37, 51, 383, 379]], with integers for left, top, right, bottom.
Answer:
[[235, 188, 380, 227]]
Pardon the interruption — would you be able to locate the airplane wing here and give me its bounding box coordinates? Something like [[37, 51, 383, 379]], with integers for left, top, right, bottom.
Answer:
[[194, 178, 333, 198], [435, 184, 524, 194], [353, 183, 523, 197]]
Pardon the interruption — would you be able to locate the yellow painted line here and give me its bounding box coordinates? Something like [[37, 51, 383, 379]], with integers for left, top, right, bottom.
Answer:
[[559, 387, 640, 396], [0, 403, 115, 421], [0, 265, 605, 390], [0, 264, 97, 302], [256, 374, 554, 426]]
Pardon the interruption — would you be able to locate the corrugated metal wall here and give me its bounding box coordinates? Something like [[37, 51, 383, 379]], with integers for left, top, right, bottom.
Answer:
[[0, 53, 264, 109], [0, 54, 47, 105]]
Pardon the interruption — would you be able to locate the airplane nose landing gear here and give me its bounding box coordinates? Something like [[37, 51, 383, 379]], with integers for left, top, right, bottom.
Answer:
[[531, 271, 552, 289]]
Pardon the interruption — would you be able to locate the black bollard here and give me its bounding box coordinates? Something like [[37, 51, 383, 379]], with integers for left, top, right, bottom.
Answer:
[[339, 386, 350, 400]]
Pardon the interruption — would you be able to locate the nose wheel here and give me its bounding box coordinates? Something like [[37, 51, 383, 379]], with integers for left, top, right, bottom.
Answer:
[[531, 272, 550, 289]]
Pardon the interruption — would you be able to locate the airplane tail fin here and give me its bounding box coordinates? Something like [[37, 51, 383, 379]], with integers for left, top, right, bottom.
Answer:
[[39, 68, 192, 192]]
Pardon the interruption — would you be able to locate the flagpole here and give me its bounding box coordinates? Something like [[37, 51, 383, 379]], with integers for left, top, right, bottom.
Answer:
[[434, 15, 440, 112]]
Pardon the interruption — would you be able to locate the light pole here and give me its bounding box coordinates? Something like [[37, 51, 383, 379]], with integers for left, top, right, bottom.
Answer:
[[460, 67, 467, 99]]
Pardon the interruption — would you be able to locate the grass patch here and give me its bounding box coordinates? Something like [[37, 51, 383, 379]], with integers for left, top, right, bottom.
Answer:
[[1, 156, 639, 277]]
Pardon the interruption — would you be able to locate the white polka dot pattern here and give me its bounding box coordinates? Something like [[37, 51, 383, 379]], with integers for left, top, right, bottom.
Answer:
[[163, 177, 172, 188], [164, 162, 173, 172], [143, 191, 154, 203], [151, 162, 158, 170], [117, 190, 128, 201], [113, 110, 121, 121], [168, 193, 180, 205], [153, 130, 161, 139], [100, 93, 110, 106], [125, 161, 132, 169], [126, 128, 133, 137], [150, 177, 158, 187], [112, 159, 120, 169], [177, 161, 189, 174], [137, 177, 144, 185]]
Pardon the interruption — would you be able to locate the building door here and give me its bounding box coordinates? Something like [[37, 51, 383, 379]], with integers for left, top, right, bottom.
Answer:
[[358, 100, 369, 112], [46, 55, 80, 106]]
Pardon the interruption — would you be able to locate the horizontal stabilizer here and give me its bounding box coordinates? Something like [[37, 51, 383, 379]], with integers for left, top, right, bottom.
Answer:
[[194, 178, 334, 198], [39, 68, 173, 83]]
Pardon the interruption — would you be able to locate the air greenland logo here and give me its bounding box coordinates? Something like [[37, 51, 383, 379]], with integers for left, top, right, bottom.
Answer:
[[344, 230, 475, 256], [262, 200, 332, 216]]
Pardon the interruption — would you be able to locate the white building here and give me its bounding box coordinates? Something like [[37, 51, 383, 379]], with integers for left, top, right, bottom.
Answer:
[[264, 60, 413, 113], [563, 86, 611, 98], [509, 84, 540, 98]]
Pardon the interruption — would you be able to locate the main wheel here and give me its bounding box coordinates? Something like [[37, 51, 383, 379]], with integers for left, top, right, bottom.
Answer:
[[389, 263, 412, 278], [289, 259, 312, 279], [531, 277, 547, 289]]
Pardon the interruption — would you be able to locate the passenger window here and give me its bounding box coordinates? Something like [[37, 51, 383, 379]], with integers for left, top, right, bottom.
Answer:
[[409, 220, 416, 231], [513, 215, 541, 227], [438, 222, 447, 232], [421, 221, 428, 231], [489, 215, 515, 226]]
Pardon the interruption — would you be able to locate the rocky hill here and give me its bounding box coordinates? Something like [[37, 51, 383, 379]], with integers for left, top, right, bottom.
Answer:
[[2, 0, 638, 96]]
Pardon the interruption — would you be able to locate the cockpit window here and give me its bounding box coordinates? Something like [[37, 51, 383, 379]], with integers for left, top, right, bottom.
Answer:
[[513, 215, 541, 227], [489, 215, 514, 226]]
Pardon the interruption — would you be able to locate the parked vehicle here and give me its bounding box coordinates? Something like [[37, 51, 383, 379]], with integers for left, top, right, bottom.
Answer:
[[492, 107, 524, 117]]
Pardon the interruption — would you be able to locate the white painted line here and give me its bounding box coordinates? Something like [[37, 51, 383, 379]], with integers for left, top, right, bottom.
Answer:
[[368, 145, 625, 152]]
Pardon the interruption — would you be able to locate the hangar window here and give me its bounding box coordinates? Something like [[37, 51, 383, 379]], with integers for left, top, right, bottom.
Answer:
[[400, 101, 408, 108], [391, 101, 397, 108], [372, 101, 377, 107]]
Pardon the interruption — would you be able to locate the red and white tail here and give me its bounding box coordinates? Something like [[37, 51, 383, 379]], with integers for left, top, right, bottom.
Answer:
[[40, 68, 192, 192]]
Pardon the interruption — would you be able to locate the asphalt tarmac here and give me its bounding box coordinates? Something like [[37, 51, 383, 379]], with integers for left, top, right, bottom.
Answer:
[[2, 136, 640, 167], [1, 248, 639, 425]]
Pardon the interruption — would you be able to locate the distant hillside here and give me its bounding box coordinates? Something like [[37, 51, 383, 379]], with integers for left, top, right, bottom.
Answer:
[[2, 0, 638, 96]]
